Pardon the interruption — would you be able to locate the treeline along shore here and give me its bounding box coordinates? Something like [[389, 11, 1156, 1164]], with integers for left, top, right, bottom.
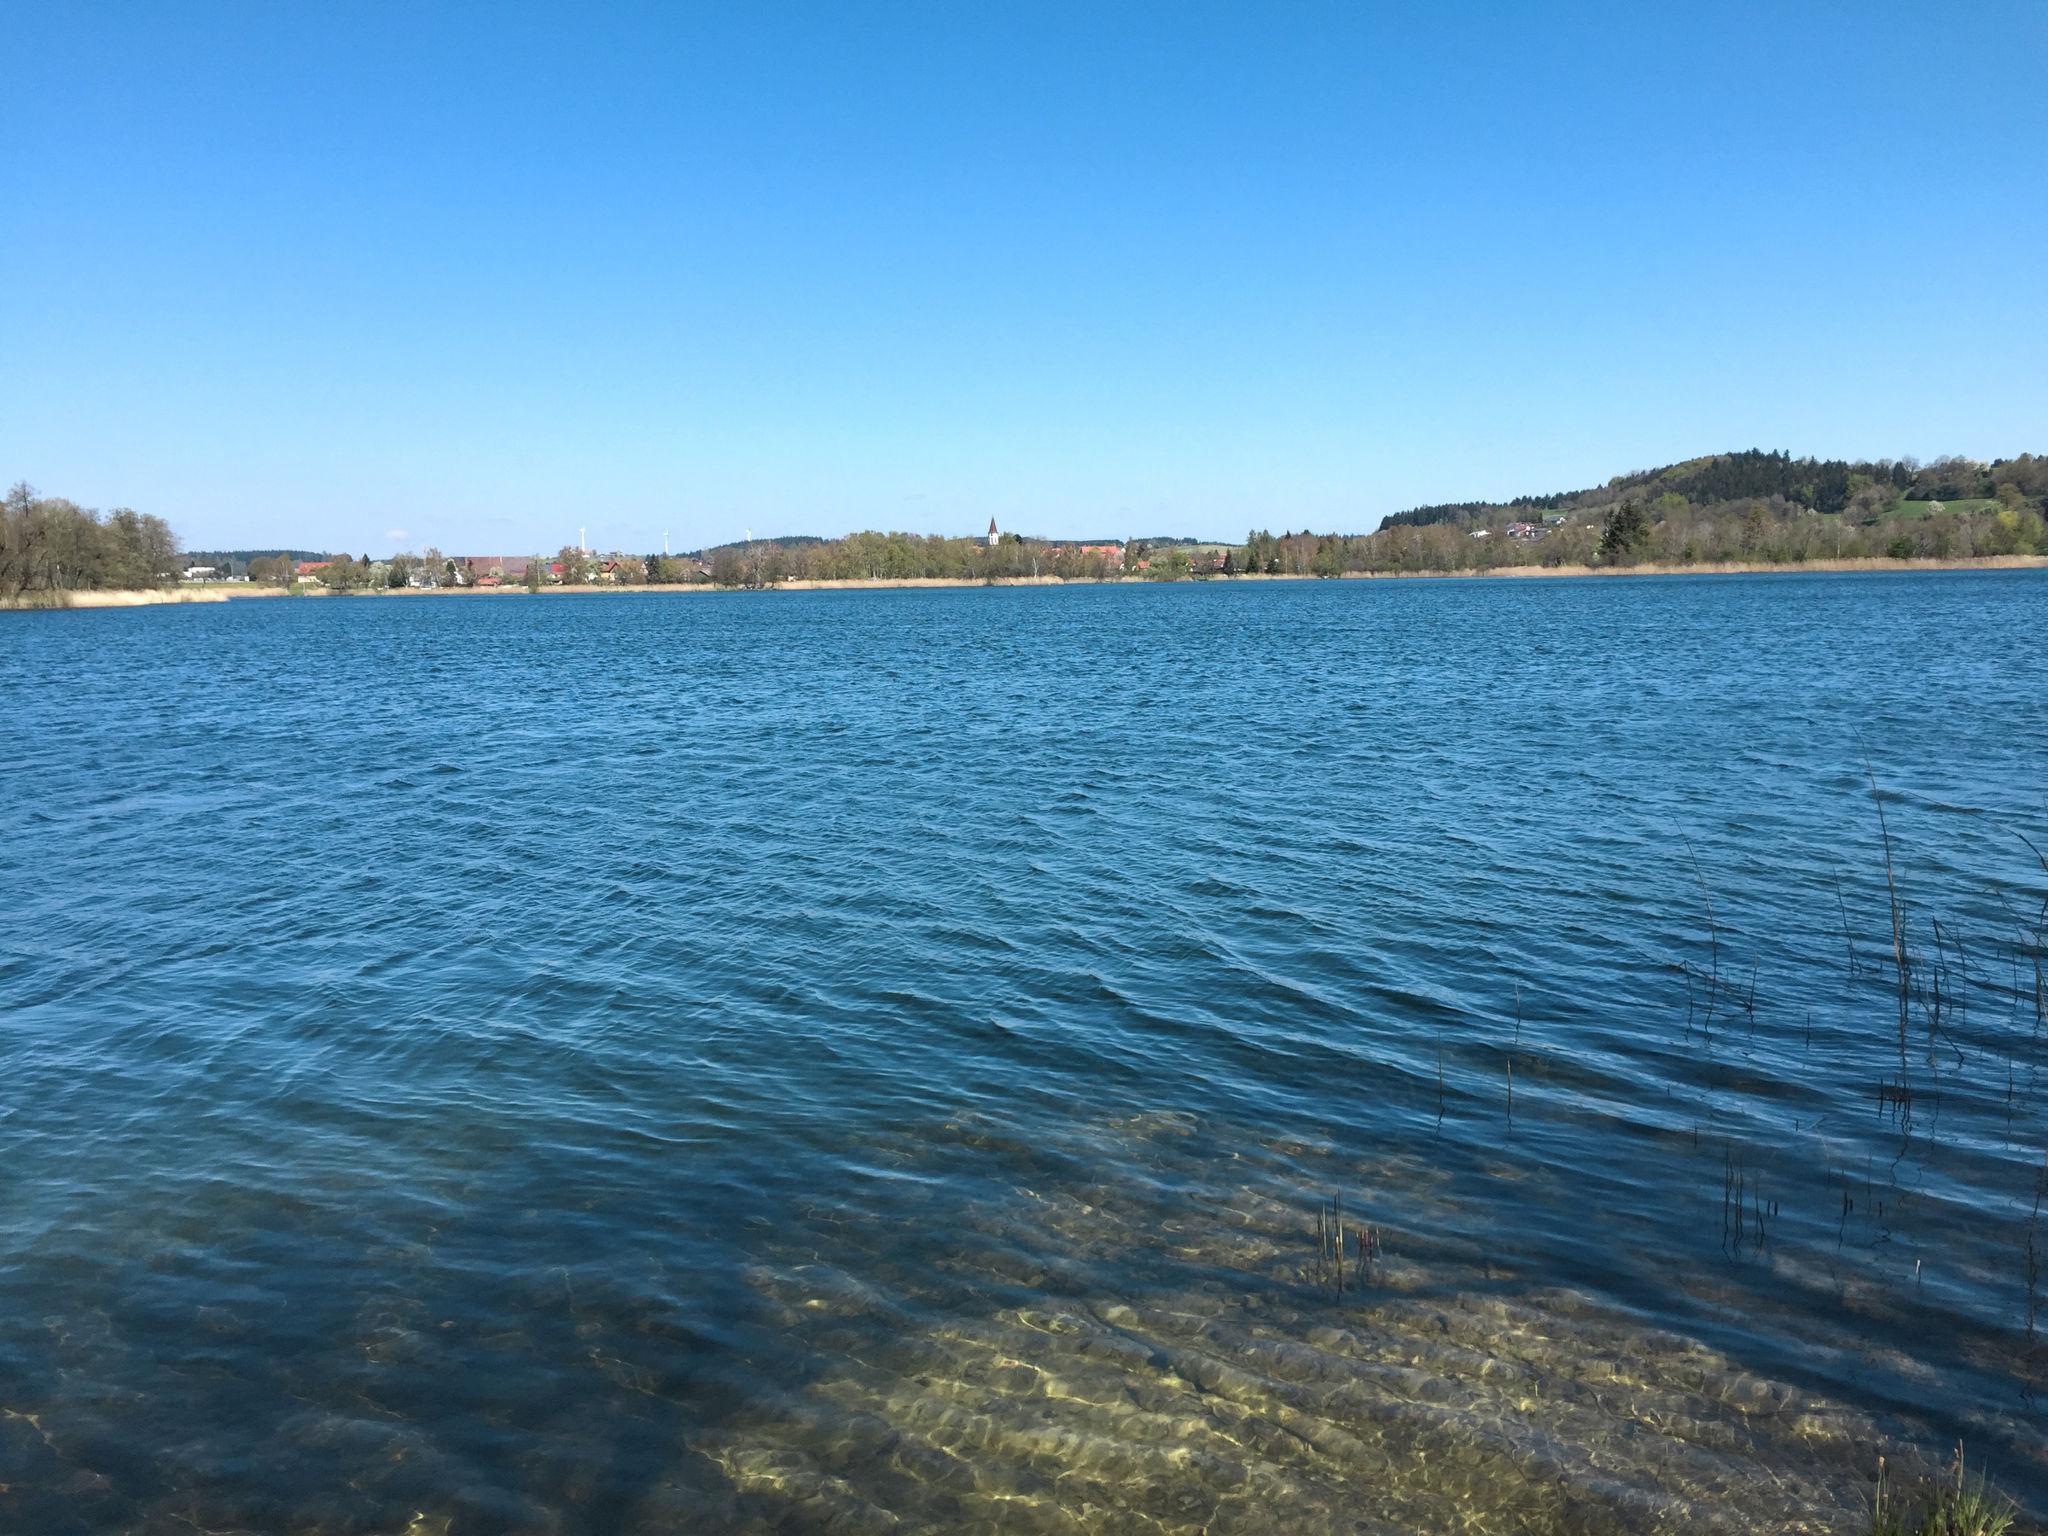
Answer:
[[7, 449, 2047, 606], [37, 554, 2048, 608]]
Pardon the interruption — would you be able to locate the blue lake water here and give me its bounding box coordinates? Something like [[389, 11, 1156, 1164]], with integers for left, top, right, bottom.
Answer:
[[3, 573, 2046, 1533]]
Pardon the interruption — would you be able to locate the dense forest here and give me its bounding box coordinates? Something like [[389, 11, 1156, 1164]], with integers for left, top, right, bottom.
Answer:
[[0, 482, 181, 602], [1319, 450, 2048, 575], [1380, 487, 1578, 529], [1375, 451, 2042, 530]]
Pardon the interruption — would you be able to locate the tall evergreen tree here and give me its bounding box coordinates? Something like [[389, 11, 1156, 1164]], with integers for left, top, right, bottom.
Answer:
[[1599, 501, 1650, 563]]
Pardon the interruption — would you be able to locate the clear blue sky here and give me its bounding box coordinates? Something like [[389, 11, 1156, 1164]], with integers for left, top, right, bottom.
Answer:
[[4, 2, 2044, 554]]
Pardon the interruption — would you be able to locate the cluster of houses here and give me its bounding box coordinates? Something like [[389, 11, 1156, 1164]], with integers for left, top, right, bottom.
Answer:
[[446, 556, 675, 587], [290, 555, 694, 588], [1063, 543, 1128, 570], [1471, 515, 1568, 541], [271, 530, 1142, 587], [989, 520, 1126, 570]]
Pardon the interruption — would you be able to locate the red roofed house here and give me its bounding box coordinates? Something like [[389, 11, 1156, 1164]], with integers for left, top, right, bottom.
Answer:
[[1047, 542, 1125, 572], [1076, 543, 1124, 571], [457, 555, 538, 587]]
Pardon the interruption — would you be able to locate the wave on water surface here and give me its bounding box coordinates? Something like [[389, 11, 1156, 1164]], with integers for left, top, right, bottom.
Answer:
[[2, 574, 2046, 1533]]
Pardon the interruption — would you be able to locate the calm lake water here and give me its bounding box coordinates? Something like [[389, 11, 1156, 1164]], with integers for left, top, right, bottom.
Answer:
[[4, 574, 2046, 1534]]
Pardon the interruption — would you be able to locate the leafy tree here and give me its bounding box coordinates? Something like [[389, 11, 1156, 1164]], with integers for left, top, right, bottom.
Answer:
[[1145, 547, 1192, 581], [0, 482, 183, 597]]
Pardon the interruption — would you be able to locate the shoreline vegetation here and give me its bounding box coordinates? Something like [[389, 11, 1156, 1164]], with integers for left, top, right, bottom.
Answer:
[[7, 448, 2047, 608], [13, 553, 2045, 609]]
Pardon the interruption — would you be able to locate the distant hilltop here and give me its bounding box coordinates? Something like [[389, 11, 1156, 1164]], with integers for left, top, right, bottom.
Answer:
[[1303, 448, 2046, 574], [1374, 448, 2040, 532]]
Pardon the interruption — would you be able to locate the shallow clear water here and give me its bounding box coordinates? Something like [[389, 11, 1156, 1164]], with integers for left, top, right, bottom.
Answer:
[[3, 573, 2046, 1534]]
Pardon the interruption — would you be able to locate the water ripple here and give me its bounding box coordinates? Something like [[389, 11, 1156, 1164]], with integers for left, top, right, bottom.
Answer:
[[2, 574, 2046, 1531]]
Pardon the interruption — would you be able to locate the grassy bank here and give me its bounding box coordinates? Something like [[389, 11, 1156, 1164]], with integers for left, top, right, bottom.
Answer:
[[1, 587, 265, 610]]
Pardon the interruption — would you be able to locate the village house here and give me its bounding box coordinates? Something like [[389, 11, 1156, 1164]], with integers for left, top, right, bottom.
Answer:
[[1045, 541, 1125, 571], [457, 556, 532, 587]]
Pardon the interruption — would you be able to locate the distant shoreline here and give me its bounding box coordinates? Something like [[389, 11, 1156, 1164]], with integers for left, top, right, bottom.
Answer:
[[13, 553, 2047, 609]]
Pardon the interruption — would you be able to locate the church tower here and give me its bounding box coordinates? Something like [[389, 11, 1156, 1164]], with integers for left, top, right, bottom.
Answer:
[[986, 518, 999, 548]]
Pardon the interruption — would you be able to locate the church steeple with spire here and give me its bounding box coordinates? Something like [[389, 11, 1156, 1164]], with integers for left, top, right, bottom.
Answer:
[[986, 517, 1000, 548]]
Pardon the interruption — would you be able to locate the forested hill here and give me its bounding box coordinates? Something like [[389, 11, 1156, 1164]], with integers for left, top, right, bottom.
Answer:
[[685, 534, 827, 560], [1378, 450, 2030, 530]]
